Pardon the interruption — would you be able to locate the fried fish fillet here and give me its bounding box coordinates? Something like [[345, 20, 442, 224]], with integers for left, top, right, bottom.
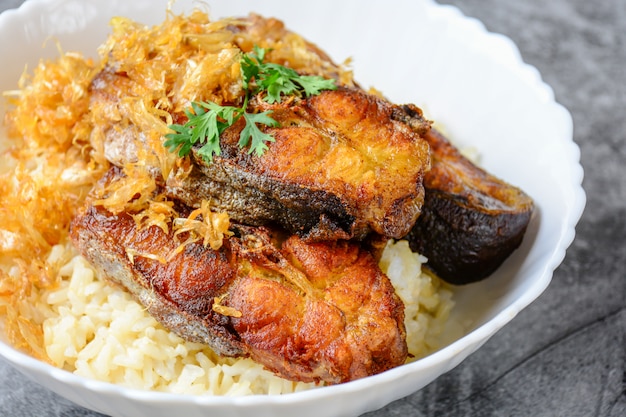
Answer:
[[69, 187, 407, 383], [406, 127, 534, 284], [168, 87, 431, 241], [91, 64, 431, 241]]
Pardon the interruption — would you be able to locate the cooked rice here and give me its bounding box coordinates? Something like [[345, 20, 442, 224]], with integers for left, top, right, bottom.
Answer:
[[30, 238, 454, 395]]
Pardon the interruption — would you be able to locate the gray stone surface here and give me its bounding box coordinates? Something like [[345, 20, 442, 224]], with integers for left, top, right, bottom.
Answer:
[[0, 0, 624, 416]]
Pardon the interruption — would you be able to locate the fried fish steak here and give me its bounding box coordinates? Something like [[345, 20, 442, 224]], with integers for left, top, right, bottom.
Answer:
[[69, 192, 407, 383], [167, 86, 431, 241], [405, 127, 535, 284], [90, 64, 431, 242]]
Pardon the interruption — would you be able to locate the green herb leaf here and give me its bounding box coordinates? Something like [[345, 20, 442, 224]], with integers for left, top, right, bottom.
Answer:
[[241, 46, 337, 104], [163, 124, 196, 157], [240, 111, 279, 156], [164, 101, 243, 163], [296, 75, 339, 97], [255, 63, 301, 103], [240, 45, 266, 90]]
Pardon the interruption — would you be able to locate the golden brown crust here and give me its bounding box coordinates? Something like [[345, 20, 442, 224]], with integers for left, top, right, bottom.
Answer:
[[69, 169, 408, 383], [180, 86, 431, 241], [225, 236, 408, 382]]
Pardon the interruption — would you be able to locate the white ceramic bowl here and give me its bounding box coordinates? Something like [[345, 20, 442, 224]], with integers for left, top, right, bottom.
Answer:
[[0, 1, 585, 416]]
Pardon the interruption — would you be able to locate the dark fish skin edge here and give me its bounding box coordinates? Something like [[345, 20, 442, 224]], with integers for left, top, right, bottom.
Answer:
[[406, 127, 535, 285], [166, 157, 358, 241]]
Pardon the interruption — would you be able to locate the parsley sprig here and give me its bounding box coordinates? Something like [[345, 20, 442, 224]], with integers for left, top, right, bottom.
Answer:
[[164, 46, 337, 163], [241, 46, 338, 104], [164, 99, 277, 163]]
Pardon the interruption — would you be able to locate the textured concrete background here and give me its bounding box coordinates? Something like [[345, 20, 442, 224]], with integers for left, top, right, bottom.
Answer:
[[0, 0, 624, 416]]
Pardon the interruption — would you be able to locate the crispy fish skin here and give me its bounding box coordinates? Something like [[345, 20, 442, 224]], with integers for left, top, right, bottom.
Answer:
[[406, 128, 535, 284], [226, 234, 407, 382], [69, 196, 407, 383], [69, 203, 245, 357], [168, 86, 431, 241]]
